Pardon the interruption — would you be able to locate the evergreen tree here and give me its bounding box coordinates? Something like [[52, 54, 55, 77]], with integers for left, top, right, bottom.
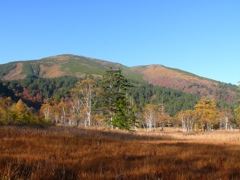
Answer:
[[101, 67, 136, 130]]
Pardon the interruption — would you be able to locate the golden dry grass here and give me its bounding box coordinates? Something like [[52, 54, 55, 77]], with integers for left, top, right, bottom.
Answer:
[[137, 128, 240, 145], [1, 126, 240, 179]]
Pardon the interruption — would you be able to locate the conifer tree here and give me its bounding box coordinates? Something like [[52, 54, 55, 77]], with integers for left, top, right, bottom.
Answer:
[[101, 67, 136, 130]]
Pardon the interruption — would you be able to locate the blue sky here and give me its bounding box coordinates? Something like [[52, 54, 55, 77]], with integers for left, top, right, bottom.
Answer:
[[1, 0, 240, 84]]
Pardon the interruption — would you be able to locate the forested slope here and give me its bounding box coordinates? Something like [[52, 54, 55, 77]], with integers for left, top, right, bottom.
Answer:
[[0, 76, 237, 117], [0, 54, 239, 110]]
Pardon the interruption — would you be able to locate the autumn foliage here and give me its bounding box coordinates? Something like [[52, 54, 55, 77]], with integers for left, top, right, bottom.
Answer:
[[0, 97, 45, 125]]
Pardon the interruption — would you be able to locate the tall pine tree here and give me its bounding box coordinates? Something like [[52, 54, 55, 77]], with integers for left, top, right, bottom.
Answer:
[[101, 67, 137, 130]]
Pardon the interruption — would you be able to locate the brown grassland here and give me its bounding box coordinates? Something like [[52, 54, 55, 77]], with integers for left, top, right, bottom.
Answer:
[[1, 126, 240, 179]]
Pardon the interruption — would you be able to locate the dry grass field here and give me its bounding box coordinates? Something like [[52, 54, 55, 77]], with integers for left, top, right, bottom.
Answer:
[[1, 126, 240, 179]]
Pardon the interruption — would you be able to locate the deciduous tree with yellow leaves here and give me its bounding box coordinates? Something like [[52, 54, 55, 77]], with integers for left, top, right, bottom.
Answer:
[[194, 97, 218, 131], [71, 78, 99, 127]]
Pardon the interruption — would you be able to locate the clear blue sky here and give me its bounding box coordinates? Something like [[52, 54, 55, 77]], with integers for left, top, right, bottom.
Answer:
[[1, 0, 240, 84]]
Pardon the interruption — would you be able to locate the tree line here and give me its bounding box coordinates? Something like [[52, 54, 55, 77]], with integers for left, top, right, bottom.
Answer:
[[0, 68, 239, 131]]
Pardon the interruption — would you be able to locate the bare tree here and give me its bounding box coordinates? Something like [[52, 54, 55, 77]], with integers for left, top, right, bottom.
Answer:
[[177, 110, 197, 132], [40, 103, 53, 122], [143, 104, 158, 131], [69, 98, 83, 126], [218, 108, 234, 130], [71, 78, 99, 127]]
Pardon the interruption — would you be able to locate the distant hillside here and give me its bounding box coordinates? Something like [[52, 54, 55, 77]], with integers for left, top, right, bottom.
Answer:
[[130, 64, 239, 102], [0, 54, 143, 83], [0, 54, 239, 103]]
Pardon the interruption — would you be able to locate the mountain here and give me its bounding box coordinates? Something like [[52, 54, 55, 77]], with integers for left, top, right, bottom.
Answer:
[[0, 54, 142, 82], [0, 54, 239, 102], [130, 65, 238, 102]]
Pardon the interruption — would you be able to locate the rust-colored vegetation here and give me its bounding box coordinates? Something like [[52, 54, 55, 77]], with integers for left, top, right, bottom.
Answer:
[[137, 65, 238, 102], [1, 126, 240, 179], [3, 63, 26, 80]]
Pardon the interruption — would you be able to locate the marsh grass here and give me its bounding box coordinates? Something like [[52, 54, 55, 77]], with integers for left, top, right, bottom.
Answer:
[[0, 126, 240, 179]]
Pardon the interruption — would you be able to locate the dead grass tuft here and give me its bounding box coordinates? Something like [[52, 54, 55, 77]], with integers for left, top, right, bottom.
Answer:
[[0, 126, 240, 179]]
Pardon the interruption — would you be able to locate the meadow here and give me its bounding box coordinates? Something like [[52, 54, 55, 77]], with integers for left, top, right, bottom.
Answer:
[[1, 126, 240, 179]]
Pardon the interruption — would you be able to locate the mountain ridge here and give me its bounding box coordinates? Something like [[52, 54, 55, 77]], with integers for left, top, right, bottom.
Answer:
[[0, 54, 238, 103]]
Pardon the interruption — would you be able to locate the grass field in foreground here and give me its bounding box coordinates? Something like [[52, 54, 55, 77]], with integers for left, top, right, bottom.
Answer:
[[0, 126, 240, 179]]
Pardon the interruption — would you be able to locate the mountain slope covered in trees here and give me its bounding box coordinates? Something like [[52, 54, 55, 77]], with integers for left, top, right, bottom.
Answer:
[[0, 64, 239, 131], [0, 54, 239, 105]]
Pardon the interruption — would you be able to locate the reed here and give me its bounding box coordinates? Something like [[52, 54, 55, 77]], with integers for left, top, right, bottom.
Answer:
[[0, 126, 240, 179]]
